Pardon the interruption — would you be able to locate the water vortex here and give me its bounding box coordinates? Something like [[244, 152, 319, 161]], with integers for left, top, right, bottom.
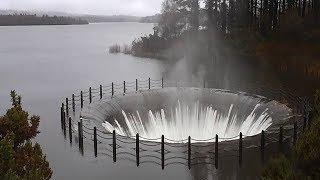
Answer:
[[81, 87, 292, 143]]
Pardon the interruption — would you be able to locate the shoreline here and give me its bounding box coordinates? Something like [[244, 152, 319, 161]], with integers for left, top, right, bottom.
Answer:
[[0, 23, 89, 27]]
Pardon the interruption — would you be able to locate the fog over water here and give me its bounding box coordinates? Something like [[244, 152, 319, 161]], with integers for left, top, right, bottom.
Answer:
[[0, 0, 163, 16]]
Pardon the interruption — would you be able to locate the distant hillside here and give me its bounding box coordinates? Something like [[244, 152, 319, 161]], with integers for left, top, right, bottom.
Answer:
[[139, 14, 161, 23], [78, 15, 140, 23], [0, 10, 72, 17], [0, 9, 160, 23], [0, 14, 88, 26]]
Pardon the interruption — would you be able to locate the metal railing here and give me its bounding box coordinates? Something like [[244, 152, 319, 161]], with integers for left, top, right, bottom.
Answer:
[[60, 77, 312, 170]]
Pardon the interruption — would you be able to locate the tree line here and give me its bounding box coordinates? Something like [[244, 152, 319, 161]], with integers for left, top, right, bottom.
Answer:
[[128, 0, 319, 60], [0, 14, 88, 26], [157, 0, 320, 37]]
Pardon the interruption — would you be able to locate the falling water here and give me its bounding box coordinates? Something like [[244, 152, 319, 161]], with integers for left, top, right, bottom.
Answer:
[[102, 100, 273, 142]]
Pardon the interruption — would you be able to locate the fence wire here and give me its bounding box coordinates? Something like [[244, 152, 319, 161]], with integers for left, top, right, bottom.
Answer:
[[60, 78, 312, 170]]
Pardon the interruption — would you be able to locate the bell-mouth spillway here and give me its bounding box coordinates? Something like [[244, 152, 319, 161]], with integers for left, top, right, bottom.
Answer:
[[80, 87, 293, 143]]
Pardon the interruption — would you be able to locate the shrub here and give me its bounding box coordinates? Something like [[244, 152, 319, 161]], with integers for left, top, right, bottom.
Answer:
[[262, 90, 320, 179], [294, 115, 320, 178], [122, 44, 132, 54], [109, 44, 121, 54], [315, 90, 320, 115], [262, 154, 295, 180]]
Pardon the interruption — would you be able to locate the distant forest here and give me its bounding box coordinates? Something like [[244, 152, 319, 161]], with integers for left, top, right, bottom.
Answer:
[[75, 14, 160, 23], [126, 0, 319, 59], [153, 0, 320, 38], [79, 15, 140, 23], [0, 14, 89, 26], [139, 14, 161, 23]]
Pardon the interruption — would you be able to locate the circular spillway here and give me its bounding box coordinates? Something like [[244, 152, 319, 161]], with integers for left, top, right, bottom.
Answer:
[[81, 87, 292, 143]]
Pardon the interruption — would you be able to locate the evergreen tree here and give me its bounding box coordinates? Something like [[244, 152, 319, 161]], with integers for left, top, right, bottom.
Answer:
[[158, 0, 185, 38], [206, 0, 215, 31], [221, 0, 227, 33], [190, 0, 200, 32], [0, 91, 52, 180]]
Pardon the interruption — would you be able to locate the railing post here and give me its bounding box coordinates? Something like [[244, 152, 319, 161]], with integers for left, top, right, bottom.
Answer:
[[69, 117, 72, 144], [63, 110, 66, 130], [80, 91, 83, 109], [62, 104, 66, 129], [94, 127, 97, 158], [215, 135, 218, 169], [72, 94, 75, 112], [113, 130, 116, 163], [136, 79, 138, 91], [162, 77, 164, 88], [61, 103, 66, 135], [293, 121, 297, 145], [63, 111, 66, 138], [279, 126, 283, 152], [61, 105, 64, 130], [100, 85, 103, 99], [136, 133, 139, 167], [66, 98, 69, 117], [148, 78, 151, 90], [112, 83, 114, 97], [89, 87, 92, 104], [188, 136, 191, 169], [124, 81, 126, 94], [239, 132, 242, 166], [261, 130, 265, 162], [78, 122, 82, 153], [161, 135, 164, 170], [61, 103, 64, 113], [80, 119, 84, 155]]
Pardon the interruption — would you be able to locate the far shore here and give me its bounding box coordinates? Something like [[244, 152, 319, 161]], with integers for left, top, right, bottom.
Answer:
[[0, 23, 88, 27]]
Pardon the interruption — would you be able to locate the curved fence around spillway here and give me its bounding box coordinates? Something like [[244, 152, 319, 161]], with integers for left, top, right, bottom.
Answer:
[[60, 78, 312, 171]]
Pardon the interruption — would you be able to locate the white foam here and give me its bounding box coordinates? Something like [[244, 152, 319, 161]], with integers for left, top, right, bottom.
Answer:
[[102, 100, 273, 143]]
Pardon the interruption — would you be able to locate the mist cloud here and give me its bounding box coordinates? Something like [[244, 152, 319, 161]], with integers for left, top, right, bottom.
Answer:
[[0, 0, 163, 16]]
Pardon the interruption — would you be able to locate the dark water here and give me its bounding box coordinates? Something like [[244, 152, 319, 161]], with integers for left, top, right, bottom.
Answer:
[[0, 23, 186, 180], [0, 22, 317, 180]]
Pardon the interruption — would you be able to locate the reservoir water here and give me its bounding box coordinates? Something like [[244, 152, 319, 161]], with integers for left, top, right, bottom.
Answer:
[[0, 22, 315, 180], [0, 23, 182, 180]]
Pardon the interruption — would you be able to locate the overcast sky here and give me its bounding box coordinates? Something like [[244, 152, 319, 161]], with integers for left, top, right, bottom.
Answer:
[[0, 0, 163, 16]]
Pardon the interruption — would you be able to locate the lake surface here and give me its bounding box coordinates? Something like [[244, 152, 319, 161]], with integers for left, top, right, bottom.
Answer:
[[1, 22, 316, 180], [0, 23, 193, 180]]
